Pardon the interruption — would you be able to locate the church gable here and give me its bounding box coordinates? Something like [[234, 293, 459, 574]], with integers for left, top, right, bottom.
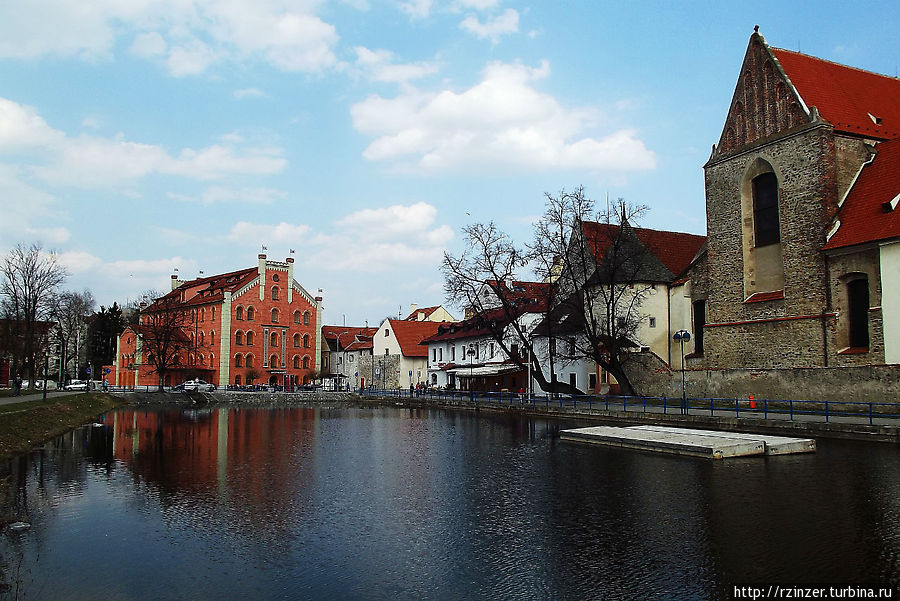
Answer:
[[714, 30, 810, 158]]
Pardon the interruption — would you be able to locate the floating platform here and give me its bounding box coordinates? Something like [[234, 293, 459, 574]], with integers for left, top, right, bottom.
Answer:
[[560, 425, 815, 459]]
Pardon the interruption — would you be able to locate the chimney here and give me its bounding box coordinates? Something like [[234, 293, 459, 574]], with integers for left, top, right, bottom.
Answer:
[[170, 274, 180, 291], [258, 254, 266, 301]]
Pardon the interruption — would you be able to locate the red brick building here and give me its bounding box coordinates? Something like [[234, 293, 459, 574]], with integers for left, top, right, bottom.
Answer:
[[115, 254, 322, 389]]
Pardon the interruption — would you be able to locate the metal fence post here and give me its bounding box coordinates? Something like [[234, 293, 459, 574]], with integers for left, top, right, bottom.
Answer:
[[869, 401, 873, 426], [825, 399, 829, 423], [735, 398, 739, 418]]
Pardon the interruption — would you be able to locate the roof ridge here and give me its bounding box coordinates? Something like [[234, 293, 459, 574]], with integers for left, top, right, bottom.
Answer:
[[771, 46, 900, 82]]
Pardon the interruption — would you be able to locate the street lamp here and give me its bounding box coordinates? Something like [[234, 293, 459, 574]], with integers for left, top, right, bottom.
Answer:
[[467, 346, 476, 402], [672, 330, 691, 414]]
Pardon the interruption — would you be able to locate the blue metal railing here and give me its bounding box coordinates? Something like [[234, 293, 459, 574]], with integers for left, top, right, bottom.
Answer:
[[363, 388, 900, 426]]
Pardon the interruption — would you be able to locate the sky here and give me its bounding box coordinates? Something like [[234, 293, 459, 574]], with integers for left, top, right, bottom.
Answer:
[[1, 0, 898, 327]]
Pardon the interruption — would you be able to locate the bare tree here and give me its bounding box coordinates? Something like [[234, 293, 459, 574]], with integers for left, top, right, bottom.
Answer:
[[51, 289, 95, 381], [530, 188, 653, 396], [0, 243, 68, 383], [441, 222, 576, 393], [134, 291, 191, 391]]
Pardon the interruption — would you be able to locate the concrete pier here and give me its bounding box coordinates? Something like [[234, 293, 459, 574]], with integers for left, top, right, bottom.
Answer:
[[560, 425, 815, 459]]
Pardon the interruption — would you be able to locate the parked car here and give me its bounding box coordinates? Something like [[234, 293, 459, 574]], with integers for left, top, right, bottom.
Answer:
[[64, 380, 89, 391], [182, 379, 216, 392]]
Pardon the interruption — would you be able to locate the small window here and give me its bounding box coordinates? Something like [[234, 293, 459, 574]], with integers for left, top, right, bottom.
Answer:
[[293, 333, 300, 348], [303, 334, 310, 348], [848, 278, 870, 348], [246, 355, 254, 368], [303, 311, 310, 326], [384, 329, 389, 337], [294, 311, 300, 324], [271, 309, 279, 322], [293, 356, 300, 369], [236, 306, 244, 320], [247, 307, 255, 321], [270, 354, 278, 367], [246, 331, 255, 345], [270, 332, 278, 347], [235, 375, 242, 386], [272, 286, 279, 301], [439, 348, 443, 361], [302, 356, 310, 369], [235, 355, 242, 367], [649, 317, 657, 328], [235, 331, 243, 345]]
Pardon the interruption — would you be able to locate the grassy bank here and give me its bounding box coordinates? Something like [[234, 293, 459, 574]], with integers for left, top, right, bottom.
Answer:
[[0, 393, 127, 461]]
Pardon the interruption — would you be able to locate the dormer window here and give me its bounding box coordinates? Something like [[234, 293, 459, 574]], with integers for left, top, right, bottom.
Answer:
[[868, 112, 883, 125]]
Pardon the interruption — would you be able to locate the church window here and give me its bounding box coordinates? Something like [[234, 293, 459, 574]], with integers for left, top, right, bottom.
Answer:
[[246, 331, 255, 345], [272, 286, 279, 301], [753, 172, 780, 246], [847, 277, 869, 349], [235, 331, 243, 345], [247, 306, 255, 321], [236, 306, 244, 320], [271, 308, 279, 322], [303, 311, 310, 325], [303, 334, 310, 348], [293, 333, 300, 347]]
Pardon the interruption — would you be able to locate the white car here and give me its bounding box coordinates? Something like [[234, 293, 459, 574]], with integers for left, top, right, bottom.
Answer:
[[64, 380, 89, 391], [182, 379, 216, 392]]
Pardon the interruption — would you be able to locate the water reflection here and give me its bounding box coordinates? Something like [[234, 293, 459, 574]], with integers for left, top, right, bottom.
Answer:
[[0, 405, 898, 600]]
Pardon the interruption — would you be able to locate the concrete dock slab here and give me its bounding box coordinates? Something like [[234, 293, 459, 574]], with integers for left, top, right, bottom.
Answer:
[[560, 425, 766, 459], [628, 425, 816, 455]]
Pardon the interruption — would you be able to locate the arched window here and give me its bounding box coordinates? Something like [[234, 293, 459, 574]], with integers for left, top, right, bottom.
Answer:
[[272, 286, 279, 301], [236, 306, 244, 320], [245, 355, 254, 368], [294, 311, 300, 324], [198, 354, 205, 366], [235, 354, 242, 367], [753, 172, 780, 246], [234, 375, 241, 386], [235, 331, 243, 345], [209, 352, 215, 366], [246, 331, 255, 346], [271, 308, 279, 322], [200, 308, 205, 322], [211, 307, 216, 320], [210, 331, 215, 345], [199, 332, 205, 345], [848, 277, 870, 349], [270, 354, 279, 367], [303, 311, 310, 325], [303, 334, 310, 348], [293, 355, 300, 369], [270, 332, 278, 347], [302, 356, 310, 369], [247, 306, 255, 321], [293, 333, 300, 348]]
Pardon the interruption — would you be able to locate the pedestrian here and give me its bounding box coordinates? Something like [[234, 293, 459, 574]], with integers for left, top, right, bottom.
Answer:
[[14, 375, 22, 396]]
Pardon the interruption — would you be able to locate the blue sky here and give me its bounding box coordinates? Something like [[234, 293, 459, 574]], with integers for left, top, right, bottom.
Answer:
[[1, 0, 898, 326]]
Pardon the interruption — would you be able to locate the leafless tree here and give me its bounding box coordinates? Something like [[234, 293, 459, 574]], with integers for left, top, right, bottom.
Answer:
[[134, 290, 191, 391], [51, 289, 95, 381], [530, 188, 652, 396], [0, 243, 68, 383], [441, 222, 576, 393]]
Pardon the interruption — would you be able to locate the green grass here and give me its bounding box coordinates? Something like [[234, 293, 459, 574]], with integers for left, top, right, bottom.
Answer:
[[0, 392, 127, 461]]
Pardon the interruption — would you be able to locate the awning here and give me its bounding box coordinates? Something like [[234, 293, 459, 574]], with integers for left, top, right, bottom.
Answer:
[[446, 364, 522, 377]]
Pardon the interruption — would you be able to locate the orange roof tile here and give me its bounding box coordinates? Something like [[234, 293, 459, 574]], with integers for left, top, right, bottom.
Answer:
[[772, 48, 900, 140], [582, 221, 706, 279], [387, 319, 443, 357], [824, 138, 900, 250]]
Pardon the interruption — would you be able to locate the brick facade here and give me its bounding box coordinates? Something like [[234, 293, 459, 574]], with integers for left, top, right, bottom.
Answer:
[[115, 254, 322, 389]]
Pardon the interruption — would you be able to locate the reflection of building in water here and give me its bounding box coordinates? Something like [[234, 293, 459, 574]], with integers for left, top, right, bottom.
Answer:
[[109, 407, 316, 506]]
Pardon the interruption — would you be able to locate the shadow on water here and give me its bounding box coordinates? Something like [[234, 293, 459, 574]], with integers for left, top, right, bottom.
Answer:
[[0, 404, 897, 600]]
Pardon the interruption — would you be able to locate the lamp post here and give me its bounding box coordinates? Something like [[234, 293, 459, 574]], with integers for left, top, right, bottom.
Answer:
[[672, 330, 691, 414], [467, 346, 476, 402]]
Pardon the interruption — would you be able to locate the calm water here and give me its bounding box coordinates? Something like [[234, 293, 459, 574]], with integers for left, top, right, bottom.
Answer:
[[0, 404, 898, 600]]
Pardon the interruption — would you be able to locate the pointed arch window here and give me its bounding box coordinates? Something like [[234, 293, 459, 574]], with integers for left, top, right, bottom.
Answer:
[[848, 277, 870, 349], [247, 306, 255, 321], [236, 306, 244, 320], [303, 311, 310, 325], [753, 172, 780, 246]]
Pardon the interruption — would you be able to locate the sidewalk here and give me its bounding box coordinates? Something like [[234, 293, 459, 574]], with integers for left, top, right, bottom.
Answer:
[[0, 390, 89, 408]]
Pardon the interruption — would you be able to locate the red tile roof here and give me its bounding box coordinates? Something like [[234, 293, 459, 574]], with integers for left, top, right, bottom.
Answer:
[[823, 138, 900, 250], [387, 319, 443, 357], [322, 326, 377, 351], [404, 306, 441, 321], [772, 48, 900, 141], [582, 221, 706, 278]]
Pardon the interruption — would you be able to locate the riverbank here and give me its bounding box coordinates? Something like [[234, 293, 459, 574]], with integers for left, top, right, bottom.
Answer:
[[0, 392, 127, 461]]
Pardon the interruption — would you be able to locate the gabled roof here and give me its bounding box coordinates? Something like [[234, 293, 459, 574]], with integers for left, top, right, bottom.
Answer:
[[321, 326, 377, 351], [772, 47, 900, 141], [404, 306, 441, 321], [422, 304, 536, 344], [823, 138, 900, 250], [582, 221, 706, 281], [386, 319, 442, 357], [147, 267, 258, 311]]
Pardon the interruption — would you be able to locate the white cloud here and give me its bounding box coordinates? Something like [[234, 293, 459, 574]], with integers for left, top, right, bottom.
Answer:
[[227, 221, 312, 246], [171, 186, 286, 205], [350, 60, 656, 173], [0, 164, 60, 243], [456, 0, 500, 10], [354, 47, 438, 84], [398, 0, 433, 19], [233, 88, 266, 99], [1, 97, 286, 187], [0, 1, 340, 76], [460, 8, 519, 42]]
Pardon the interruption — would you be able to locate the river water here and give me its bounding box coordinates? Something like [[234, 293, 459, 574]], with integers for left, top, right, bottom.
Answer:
[[0, 404, 898, 600]]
